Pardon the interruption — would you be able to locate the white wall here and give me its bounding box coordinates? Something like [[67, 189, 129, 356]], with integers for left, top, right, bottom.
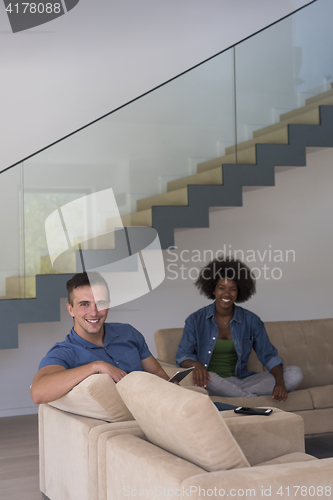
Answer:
[[1, 146, 332, 417], [0, 0, 312, 171]]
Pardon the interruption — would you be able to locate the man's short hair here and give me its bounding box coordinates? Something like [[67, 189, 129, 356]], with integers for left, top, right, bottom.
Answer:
[[66, 272, 110, 306]]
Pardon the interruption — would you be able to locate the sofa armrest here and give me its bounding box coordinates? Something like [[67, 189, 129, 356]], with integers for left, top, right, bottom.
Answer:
[[39, 404, 142, 500], [182, 458, 333, 499], [222, 408, 305, 465]]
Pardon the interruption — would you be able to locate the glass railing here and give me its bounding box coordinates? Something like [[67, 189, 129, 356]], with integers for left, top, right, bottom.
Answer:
[[0, 164, 24, 298], [234, 0, 333, 154], [0, 0, 332, 300]]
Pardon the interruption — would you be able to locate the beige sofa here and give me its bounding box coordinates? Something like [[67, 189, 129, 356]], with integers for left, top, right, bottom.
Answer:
[[39, 372, 333, 500], [154, 318, 333, 435]]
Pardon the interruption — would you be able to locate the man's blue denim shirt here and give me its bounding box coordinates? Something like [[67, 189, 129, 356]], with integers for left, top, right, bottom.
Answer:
[[39, 323, 151, 373], [175, 302, 283, 378]]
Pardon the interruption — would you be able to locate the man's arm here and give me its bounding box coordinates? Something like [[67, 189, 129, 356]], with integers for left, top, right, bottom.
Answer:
[[30, 361, 127, 404], [270, 364, 288, 402], [141, 355, 170, 381]]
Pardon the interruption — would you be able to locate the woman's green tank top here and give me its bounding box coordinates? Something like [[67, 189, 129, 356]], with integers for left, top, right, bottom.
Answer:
[[207, 338, 238, 378]]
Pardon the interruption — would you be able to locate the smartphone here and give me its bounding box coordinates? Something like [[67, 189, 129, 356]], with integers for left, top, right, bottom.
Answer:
[[168, 366, 195, 384], [234, 406, 273, 416]]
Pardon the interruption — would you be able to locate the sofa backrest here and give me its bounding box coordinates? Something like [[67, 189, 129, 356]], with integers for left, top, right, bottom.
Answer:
[[154, 328, 183, 365], [116, 371, 250, 472], [251, 319, 333, 389], [155, 319, 333, 390]]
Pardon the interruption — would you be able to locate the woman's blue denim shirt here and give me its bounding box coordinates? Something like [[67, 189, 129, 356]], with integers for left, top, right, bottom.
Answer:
[[175, 302, 283, 378]]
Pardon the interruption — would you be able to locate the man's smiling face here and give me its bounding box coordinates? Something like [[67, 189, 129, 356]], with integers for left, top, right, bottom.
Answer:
[[66, 284, 110, 340]]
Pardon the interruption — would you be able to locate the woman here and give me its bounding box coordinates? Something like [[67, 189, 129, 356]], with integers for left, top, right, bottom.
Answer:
[[175, 255, 302, 402]]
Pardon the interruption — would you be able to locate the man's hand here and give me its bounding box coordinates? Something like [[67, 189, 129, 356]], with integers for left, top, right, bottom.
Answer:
[[180, 360, 211, 388], [93, 360, 127, 383], [270, 364, 288, 402]]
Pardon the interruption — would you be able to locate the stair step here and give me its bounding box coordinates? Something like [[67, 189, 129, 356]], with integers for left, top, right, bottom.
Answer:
[[305, 84, 333, 106], [136, 187, 188, 211], [2, 276, 36, 299], [167, 166, 223, 192], [226, 102, 327, 151], [197, 149, 256, 173], [40, 255, 69, 275], [40, 238, 113, 276], [252, 107, 319, 139], [225, 126, 289, 155], [197, 154, 235, 173], [74, 233, 117, 251], [106, 209, 152, 229], [280, 93, 333, 121]]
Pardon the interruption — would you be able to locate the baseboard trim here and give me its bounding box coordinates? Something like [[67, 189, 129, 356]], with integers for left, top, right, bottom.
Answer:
[[0, 406, 38, 418]]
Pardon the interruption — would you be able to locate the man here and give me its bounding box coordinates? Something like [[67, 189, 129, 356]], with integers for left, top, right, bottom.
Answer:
[[31, 272, 169, 404]]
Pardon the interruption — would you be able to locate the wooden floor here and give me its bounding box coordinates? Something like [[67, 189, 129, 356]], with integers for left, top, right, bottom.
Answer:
[[0, 414, 41, 500], [0, 414, 333, 500]]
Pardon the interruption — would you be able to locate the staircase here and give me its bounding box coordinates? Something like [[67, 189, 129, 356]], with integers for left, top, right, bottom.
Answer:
[[1, 84, 333, 348], [119, 85, 333, 248]]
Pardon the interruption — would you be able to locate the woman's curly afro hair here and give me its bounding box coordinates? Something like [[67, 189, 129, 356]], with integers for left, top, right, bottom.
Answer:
[[195, 254, 256, 303]]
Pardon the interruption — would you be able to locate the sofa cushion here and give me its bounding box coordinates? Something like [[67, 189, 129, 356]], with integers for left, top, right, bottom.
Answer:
[[116, 371, 250, 472], [255, 452, 318, 467], [48, 374, 134, 422], [222, 409, 305, 466], [308, 385, 333, 409]]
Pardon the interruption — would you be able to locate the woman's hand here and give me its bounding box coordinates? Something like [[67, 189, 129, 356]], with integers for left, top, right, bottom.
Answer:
[[272, 380, 288, 402], [270, 364, 288, 402], [180, 360, 211, 388]]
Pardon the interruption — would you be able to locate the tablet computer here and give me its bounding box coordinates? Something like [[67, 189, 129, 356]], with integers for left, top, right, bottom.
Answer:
[[168, 366, 195, 384]]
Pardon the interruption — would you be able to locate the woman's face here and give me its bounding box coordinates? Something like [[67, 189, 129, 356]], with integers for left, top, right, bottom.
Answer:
[[213, 278, 238, 310]]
